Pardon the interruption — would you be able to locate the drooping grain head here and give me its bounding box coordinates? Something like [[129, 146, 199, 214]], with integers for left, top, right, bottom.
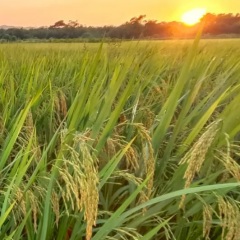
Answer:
[[14, 187, 40, 233], [54, 91, 68, 126], [217, 151, 240, 181], [57, 130, 99, 240], [218, 196, 240, 240], [179, 119, 221, 208], [137, 123, 155, 199], [203, 205, 213, 240]]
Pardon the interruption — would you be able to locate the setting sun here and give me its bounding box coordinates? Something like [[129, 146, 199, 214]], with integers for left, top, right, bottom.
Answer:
[[181, 8, 206, 25]]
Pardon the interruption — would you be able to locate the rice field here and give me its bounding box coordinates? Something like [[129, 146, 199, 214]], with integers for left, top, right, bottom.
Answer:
[[0, 39, 240, 240]]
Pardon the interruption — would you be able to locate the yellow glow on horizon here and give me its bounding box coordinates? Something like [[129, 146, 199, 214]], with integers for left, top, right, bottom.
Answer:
[[181, 8, 206, 25], [1, 1, 240, 27]]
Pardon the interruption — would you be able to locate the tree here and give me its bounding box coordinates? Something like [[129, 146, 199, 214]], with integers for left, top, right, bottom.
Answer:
[[50, 20, 67, 29], [67, 20, 79, 28], [129, 15, 146, 24]]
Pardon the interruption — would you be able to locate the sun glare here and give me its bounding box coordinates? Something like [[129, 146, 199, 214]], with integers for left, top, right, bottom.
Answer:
[[181, 8, 206, 25]]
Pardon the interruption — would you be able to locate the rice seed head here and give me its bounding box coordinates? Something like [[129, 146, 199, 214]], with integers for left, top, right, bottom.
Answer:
[[217, 152, 240, 181], [58, 131, 99, 240], [153, 85, 161, 94], [203, 205, 213, 240], [17, 110, 34, 147], [125, 146, 139, 171], [114, 170, 143, 185], [59, 91, 67, 119], [145, 109, 155, 129], [106, 137, 117, 157], [77, 140, 99, 240], [54, 91, 68, 125], [220, 171, 231, 183], [15, 187, 26, 216], [137, 123, 155, 198], [113, 227, 142, 239], [218, 196, 240, 240], [51, 191, 60, 227], [54, 94, 60, 119], [14, 187, 39, 233], [25, 111, 34, 136], [20, 110, 42, 161], [179, 120, 221, 208], [124, 123, 155, 209], [59, 168, 75, 210], [116, 113, 127, 134], [28, 190, 38, 232]]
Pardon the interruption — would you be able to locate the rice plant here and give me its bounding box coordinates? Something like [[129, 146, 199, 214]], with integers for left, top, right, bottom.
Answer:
[[0, 39, 240, 239]]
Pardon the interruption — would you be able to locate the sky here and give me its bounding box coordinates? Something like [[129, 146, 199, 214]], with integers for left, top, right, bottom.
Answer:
[[0, 0, 240, 27]]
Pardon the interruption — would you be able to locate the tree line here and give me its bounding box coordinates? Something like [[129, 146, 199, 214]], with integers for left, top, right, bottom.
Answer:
[[0, 13, 240, 42]]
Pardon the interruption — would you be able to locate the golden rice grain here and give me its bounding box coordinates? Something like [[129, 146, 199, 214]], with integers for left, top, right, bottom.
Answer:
[[179, 120, 221, 208], [218, 196, 240, 240], [51, 191, 60, 227], [58, 130, 99, 240], [203, 205, 212, 240]]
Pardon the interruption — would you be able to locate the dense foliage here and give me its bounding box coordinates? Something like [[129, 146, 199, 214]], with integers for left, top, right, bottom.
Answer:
[[0, 13, 240, 41], [0, 39, 240, 239]]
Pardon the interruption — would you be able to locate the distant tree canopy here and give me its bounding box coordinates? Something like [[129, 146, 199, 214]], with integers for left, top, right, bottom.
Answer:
[[202, 13, 240, 34], [50, 20, 80, 29], [0, 13, 240, 42]]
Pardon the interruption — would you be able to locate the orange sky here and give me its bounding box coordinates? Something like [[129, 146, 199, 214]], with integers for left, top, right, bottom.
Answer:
[[0, 0, 239, 27]]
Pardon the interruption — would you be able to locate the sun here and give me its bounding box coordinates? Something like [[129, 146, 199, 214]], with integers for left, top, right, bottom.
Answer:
[[181, 8, 206, 25]]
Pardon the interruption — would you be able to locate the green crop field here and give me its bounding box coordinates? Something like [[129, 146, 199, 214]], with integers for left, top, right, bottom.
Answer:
[[0, 39, 240, 240]]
